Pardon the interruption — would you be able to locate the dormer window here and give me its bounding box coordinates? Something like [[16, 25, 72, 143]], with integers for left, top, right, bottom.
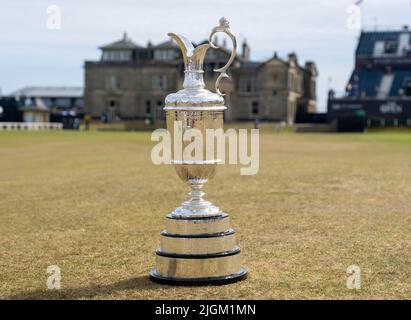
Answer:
[[152, 39, 179, 61], [100, 32, 138, 62], [384, 40, 398, 54], [102, 50, 132, 61], [154, 49, 176, 60]]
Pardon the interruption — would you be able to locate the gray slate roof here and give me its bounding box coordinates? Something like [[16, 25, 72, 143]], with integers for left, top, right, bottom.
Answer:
[[153, 39, 178, 49], [100, 33, 140, 50]]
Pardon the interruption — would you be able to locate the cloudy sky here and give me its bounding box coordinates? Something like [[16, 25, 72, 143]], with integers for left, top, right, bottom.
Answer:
[[0, 0, 410, 111]]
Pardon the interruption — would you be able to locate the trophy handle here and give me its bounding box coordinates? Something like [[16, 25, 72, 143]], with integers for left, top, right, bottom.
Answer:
[[208, 17, 237, 96]]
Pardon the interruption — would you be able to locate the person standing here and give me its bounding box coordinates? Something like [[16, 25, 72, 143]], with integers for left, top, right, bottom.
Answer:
[[84, 113, 91, 131]]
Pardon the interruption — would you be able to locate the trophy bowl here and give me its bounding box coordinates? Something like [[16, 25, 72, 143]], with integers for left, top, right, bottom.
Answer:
[[167, 108, 223, 182]]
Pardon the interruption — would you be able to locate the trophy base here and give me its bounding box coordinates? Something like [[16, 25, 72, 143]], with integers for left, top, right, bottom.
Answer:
[[149, 267, 248, 286], [150, 213, 247, 286]]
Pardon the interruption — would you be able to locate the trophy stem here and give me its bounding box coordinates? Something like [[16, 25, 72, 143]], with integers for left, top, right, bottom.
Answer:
[[168, 178, 222, 218], [187, 178, 206, 203]]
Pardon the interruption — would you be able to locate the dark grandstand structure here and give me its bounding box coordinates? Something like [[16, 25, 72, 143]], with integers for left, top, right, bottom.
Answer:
[[328, 26, 411, 130]]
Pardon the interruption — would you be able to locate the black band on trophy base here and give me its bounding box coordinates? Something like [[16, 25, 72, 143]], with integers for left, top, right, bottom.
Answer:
[[160, 228, 235, 238], [166, 213, 228, 220], [155, 246, 240, 259], [149, 267, 248, 286]]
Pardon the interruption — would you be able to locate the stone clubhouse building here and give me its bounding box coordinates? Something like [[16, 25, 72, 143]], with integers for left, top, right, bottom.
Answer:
[[84, 33, 318, 124]]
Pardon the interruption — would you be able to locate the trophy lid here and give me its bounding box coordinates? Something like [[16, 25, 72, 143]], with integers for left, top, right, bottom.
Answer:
[[164, 18, 237, 109]]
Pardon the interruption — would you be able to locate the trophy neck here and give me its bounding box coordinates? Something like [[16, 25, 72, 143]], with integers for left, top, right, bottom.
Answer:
[[166, 33, 210, 91], [183, 68, 205, 90], [170, 178, 223, 218], [182, 48, 209, 90]]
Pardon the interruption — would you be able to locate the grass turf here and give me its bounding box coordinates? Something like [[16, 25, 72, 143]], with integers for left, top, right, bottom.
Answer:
[[0, 129, 410, 299]]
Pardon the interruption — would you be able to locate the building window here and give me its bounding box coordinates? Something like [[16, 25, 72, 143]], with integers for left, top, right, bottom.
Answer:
[[288, 72, 301, 92], [384, 41, 398, 54], [404, 79, 411, 96], [105, 75, 118, 90], [293, 73, 298, 91], [55, 98, 71, 109], [239, 78, 255, 93], [74, 98, 84, 108], [311, 80, 316, 98], [102, 50, 132, 61], [42, 98, 53, 108], [251, 101, 259, 115], [145, 100, 151, 114], [152, 75, 167, 90], [156, 101, 164, 119], [154, 49, 175, 60]]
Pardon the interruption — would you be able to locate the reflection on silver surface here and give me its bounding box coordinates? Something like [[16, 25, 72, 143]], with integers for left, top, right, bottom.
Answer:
[[160, 230, 237, 255], [165, 213, 230, 235], [155, 252, 243, 278]]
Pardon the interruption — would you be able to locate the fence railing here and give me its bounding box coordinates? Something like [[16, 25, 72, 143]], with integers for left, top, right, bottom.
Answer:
[[0, 122, 63, 131]]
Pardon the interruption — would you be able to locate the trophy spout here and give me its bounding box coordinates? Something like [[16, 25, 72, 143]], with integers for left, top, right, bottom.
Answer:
[[168, 33, 211, 90], [167, 33, 194, 66]]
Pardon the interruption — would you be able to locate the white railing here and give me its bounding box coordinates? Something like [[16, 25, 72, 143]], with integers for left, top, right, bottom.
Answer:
[[0, 122, 63, 131]]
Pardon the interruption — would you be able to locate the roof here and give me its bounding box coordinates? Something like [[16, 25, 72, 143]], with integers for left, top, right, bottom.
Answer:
[[100, 33, 140, 50], [153, 39, 178, 49], [261, 54, 289, 68], [240, 61, 262, 70], [356, 29, 411, 56], [10, 87, 83, 98]]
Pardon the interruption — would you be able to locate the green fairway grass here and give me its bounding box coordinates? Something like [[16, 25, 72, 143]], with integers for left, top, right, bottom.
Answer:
[[0, 129, 410, 299]]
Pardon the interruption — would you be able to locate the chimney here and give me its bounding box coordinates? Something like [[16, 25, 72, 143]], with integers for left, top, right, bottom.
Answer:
[[288, 52, 297, 65], [242, 39, 250, 61]]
